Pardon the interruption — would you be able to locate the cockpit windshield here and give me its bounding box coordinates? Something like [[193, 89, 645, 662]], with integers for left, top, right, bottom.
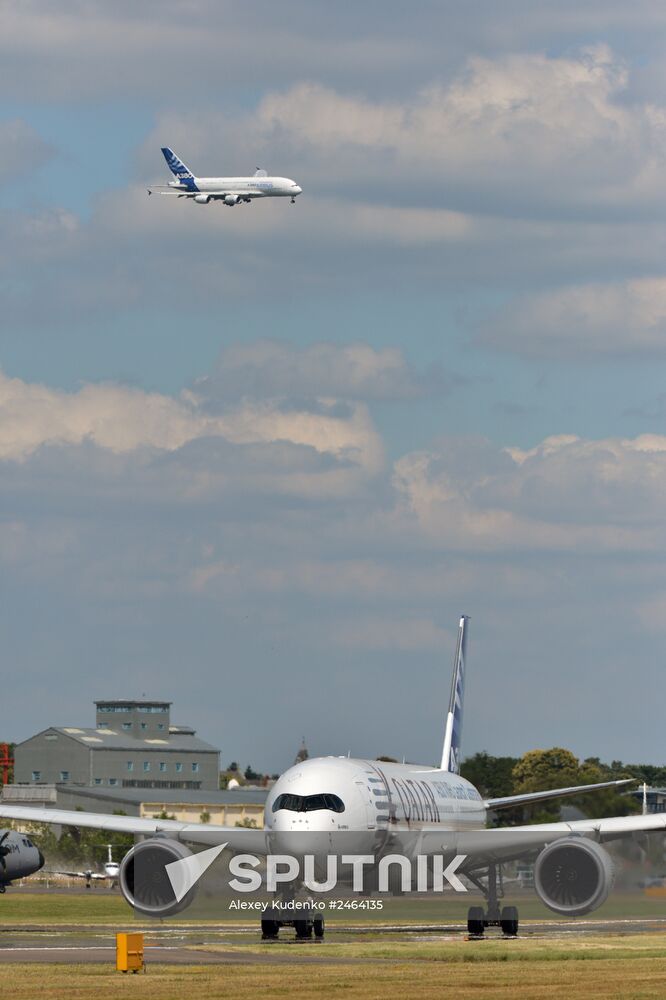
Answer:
[[272, 793, 345, 813]]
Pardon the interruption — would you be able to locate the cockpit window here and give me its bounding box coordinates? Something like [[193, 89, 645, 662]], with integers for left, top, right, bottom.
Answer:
[[272, 793, 345, 814]]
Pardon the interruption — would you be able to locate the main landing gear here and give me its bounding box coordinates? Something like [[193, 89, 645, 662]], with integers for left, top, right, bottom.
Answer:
[[466, 863, 519, 938], [261, 913, 325, 941]]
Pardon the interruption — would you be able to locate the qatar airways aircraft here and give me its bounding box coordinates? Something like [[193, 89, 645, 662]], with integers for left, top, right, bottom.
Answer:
[[147, 147, 302, 206], [0, 617, 663, 940]]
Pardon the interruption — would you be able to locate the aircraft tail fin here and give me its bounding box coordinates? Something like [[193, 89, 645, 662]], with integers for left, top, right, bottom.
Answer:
[[440, 616, 469, 773], [161, 147, 198, 190]]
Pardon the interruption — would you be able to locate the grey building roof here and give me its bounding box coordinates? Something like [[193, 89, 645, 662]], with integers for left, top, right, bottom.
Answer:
[[17, 727, 218, 754], [94, 700, 173, 707]]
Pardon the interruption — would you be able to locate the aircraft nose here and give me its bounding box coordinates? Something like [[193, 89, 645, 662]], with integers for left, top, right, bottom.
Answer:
[[37, 850, 45, 870], [293, 185, 302, 195]]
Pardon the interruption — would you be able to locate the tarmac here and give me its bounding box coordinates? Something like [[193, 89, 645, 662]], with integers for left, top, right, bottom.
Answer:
[[1, 917, 666, 965]]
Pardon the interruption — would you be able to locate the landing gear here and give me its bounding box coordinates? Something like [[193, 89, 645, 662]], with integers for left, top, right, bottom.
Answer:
[[261, 903, 325, 941], [500, 905, 519, 937], [261, 918, 280, 940], [466, 863, 519, 938], [294, 918, 313, 940], [291, 197, 296, 204]]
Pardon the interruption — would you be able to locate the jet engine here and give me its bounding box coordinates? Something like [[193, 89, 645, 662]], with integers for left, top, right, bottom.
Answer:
[[534, 838, 615, 916], [119, 838, 198, 917], [224, 194, 240, 206], [194, 194, 210, 204]]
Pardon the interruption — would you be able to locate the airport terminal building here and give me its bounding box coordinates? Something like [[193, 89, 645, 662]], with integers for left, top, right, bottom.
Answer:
[[13, 699, 220, 792]]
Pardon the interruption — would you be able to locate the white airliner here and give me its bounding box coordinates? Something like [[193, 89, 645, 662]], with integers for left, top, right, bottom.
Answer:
[[147, 147, 302, 206], [1, 617, 664, 940]]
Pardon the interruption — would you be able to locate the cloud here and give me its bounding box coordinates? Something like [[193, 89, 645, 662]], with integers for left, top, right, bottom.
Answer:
[[196, 340, 450, 403], [141, 46, 666, 220], [393, 432, 666, 553], [483, 277, 666, 358], [5, 354, 666, 763], [0, 119, 53, 181], [0, 366, 383, 498]]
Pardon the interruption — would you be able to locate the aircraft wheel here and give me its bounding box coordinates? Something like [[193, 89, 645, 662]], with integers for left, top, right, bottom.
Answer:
[[294, 919, 313, 940], [467, 905, 485, 937], [261, 918, 280, 940], [500, 905, 519, 937], [313, 915, 325, 939]]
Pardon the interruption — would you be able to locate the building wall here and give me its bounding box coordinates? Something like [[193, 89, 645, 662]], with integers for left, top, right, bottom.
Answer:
[[90, 749, 219, 791], [95, 701, 171, 739], [14, 732, 219, 791], [139, 800, 265, 827], [14, 731, 90, 785]]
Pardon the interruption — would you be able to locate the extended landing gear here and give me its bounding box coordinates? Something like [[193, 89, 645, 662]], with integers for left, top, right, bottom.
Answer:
[[290, 197, 296, 204], [466, 863, 519, 938], [261, 912, 325, 941]]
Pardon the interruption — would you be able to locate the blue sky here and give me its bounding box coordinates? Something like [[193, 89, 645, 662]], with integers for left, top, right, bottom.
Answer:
[[3, 2, 666, 772]]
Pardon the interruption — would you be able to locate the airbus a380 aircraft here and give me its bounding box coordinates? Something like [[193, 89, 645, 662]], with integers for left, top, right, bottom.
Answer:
[[0, 617, 664, 939], [147, 147, 302, 206]]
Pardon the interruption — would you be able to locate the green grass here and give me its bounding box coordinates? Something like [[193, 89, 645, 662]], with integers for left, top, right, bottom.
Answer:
[[5, 887, 666, 925]]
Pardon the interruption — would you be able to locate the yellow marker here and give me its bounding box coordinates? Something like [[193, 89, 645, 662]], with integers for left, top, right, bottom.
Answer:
[[116, 932, 145, 973]]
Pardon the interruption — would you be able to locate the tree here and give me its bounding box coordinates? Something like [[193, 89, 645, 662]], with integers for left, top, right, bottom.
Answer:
[[461, 752, 518, 799], [512, 748, 639, 823], [235, 817, 258, 828]]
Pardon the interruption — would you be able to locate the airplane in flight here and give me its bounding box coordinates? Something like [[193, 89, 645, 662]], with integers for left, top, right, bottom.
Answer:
[[147, 147, 302, 206], [0, 617, 663, 940], [0, 829, 44, 891]]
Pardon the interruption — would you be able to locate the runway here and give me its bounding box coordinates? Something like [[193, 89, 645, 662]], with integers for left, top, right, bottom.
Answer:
[[1, 917, 665, 965]]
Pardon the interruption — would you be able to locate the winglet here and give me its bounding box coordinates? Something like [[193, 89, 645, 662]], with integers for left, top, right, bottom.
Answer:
[[440, 616, 469, 773]]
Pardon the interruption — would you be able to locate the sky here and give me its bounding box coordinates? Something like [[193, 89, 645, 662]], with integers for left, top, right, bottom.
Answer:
[[3, 1, 666, 773]]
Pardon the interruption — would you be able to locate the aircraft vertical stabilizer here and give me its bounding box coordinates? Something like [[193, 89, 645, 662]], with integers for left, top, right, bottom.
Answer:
[[440, 616, 469, 773]]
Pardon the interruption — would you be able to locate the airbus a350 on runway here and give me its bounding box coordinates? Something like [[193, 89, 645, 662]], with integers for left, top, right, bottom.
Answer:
[[0, 617, 663, 940], [147, 147, 302, 206]]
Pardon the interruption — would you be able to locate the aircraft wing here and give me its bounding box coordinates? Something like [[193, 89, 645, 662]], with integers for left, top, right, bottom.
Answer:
[[484, 778, 635, 811], [146, 187, 265, 199], [46, 869, 107, 880], [0, 805, 269, 853], [418, 812, 666, 869]]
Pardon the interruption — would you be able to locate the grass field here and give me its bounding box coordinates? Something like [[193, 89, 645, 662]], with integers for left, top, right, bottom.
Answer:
[[2, 892, 666, 998], [4, 942, 666, 1000], [3, 886, 666, 924]]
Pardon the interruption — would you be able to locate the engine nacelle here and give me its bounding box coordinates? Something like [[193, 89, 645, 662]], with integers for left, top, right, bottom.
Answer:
[[534, 838, 615, 916], [119, 838, 198, 917], [224, 194, 240, 206], [194, 194, 210, 204]]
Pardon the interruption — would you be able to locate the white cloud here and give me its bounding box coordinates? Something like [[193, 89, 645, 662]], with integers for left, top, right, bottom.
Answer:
[[393, 432, 666, 553], [0, 367, 383, 496], [142, 46, 666, 219], [484, 277, 666, 358]]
